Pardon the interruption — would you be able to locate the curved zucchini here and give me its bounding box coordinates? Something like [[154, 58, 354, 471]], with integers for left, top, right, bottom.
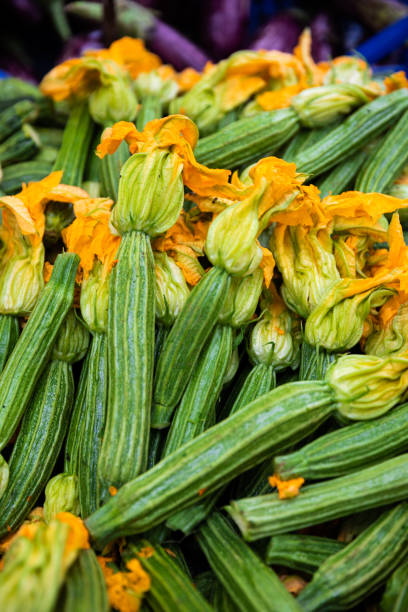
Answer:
[[0, 314, 19, 373], [266, 535, 345, 575], [58, 549, 109, 612]]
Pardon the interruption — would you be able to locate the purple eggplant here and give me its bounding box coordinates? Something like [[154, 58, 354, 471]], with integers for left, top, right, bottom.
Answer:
[[58, 30, 104, 63], [249, 12, 302, 53], [310, 13, 333, 62], [200, 0, 250, 59], [334, 0, 408, 32], [66, 0, 211, 70]]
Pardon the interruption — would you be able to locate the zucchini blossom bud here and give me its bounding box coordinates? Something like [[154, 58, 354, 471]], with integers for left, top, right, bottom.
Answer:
[[44, 473, 80, 523], [218, 268, 263, 327], [44, 201, 75, 244], [0, 243, 44, 316], [80, 261, 110, 334], [326, 352, 408, 420], [323, 57, 374, 88], [89, 68, 138, 125], [52, 310, 90, 363], [154, 252, 190, 327], [134, 70, 179, 106], [249, 287, 301, 370], [365, 300, 408, 357], [223, 347, 239, 384]]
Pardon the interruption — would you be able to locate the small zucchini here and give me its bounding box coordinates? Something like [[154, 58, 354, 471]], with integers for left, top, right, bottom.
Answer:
[[0, 99, 38, 143], [0, 124, 40, 167], [0, 314, 19, 373], [57, 549, 109, 612], [266, 535, 345, 575]]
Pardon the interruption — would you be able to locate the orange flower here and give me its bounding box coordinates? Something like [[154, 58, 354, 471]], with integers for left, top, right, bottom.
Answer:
[[259, 245, 275, 288], [55, 512, 90, 563], [322, 190, 408, 225], [85, 37, 161, 79], [269, 474, 305, 499], [384, 70, 408, 93], [98, 557, 150, 612]]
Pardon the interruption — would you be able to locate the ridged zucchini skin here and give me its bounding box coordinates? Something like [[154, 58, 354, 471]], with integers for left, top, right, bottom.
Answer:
[[165, 490, 222, 535], [64, 351, 90, 473], [197, 512, 301, 612], [299, 341, 336, 381], [355, 107, 408, 193], [266, 535, 345, 575], [293, 90, 408, 176], [0, 124, 39, 166], [0, 314, 19, 373], [0, 100, 37, 143], [136, 96, 162, 131], [127, 540, 213, 612], [0, 359, 74, 537], [274, 402, 408, 480], [162, 324, 233, 458], [227, 453, 408, 541], [152, 267, 230, 428], [85, 381, 334, 547], [0, 160, 53, 194], [0, 253, 78, 451], [154, 323, 169, 372], [195, 108, 299, 169], [77, 332, 108, 518], [52, 102, 94, 186], [283, 122, 340, 162], [58, 549, 109, 612], [381, 560, 408, 612], [298, 503, 408, 611], [317, 148, 367, 198], [36, 127, 64, 149], [100, 139, 130, 201], [230, 363, 276, 415], [98, 230, 155, 492]]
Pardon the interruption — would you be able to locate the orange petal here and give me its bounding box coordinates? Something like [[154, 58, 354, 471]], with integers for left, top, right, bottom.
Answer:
[[269, 474, 305, 499]]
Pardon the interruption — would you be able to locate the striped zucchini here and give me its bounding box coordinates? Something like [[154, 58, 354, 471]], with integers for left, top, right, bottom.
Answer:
[[33, 146, 58, 163], [52, 102, 95, 186], [0, 77, 43, 110], [266, 535, 345, 575], [229, 363, 276, 415], [298, 503, 408, 611], [64, 351, 90, 473], [0, 124, 40, 166], [0, 252, 78, 450], [0, 100, 37, 142], [227, 454, 408, 541], [166, 490, 223, 535], [292, 90, 408, 176], [274, 402, 408, 480], [152, 267, 230, 428], [77, 332, 108, 517], [0, 160, 53, 194], [98, 230, 155, 493], [195, 108, 299, 169], [127, 540, 213, 612], [85, 381, 334, 546], [212, 584, 237, 612], [36, 127, 64, 148], [197, 512, 301, 612], [299, 341, 336, 381], [0, 314, 19, 373], [100, 139, 130, 201], [162, 324, 233, 458], [381, 560, 408, 612], [57, 549, 109, 612], [317, 148, 367, 198], [283, 122, 340, 162], [136, 96, 163, 131], [355, 107, 408, 193], [281, 129, 311, 161]]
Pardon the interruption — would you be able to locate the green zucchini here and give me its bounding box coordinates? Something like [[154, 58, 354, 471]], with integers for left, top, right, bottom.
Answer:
[[195, 108, 299, 169], [0, 314, 19, 373], [85, 381, 334, 547], [98, 230, 155, 493], [166, 490, 223, 535], [64, 350, 90, 473], [283, 123, 340, 163], [197, 512, 301, 612], [100, 139, 130, 201], [52, 102, 94, 186], [0, 100, 38, 143], [299, 341, 336, 381], [274, 402, 408, 480], [266, 535, 345, 575], [0, 252, 78, 451], [293, 90, 408, 176], [82, 128, 102, 197], [136, 96, 163, 131], [317, 148, 367, 198], [227, 453, 408, 541], [212, 583, 237, 612], [0, 160, 53, 194], [36, 126, 64, 148], [381, 560, 408, 612], [281, 130, 311, 161], [127, 540, 213, 612], [33, 145, 58, 163], [57, 549, 109, 612], [0, 77, 43, 110], [152, 267, 230, 428], [355, 107, 408, 193], [298, 503, 408, 611], [0, 124, 40, 167], [162, 324, 233, 458]]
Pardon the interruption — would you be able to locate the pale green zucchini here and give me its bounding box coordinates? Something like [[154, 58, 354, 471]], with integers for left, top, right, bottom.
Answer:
[[0, 314, 19, 373], [266, 535, 345, 575], [58, 549, 109, 612]]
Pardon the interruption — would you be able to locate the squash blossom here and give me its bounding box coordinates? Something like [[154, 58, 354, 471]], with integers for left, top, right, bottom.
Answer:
[[154, 252, 190, 328], [44, 474, 80, 523], [98, 556, 150, 612], [218, 268, 264, 328]]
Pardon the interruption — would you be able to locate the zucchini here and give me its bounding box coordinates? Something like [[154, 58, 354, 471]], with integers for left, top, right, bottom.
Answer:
[[36, 126, 64, 148], [0, 160, 53, 194], [227, 453, 408, 541], [281, 130, 311, 161], [152, 267, 230, 428], [266, 535, 345, 575], [136, 96, 163, 131], [274, 402, 408, 480], [197, 512, 301, 612], [162, 324, 233, 458], [64, 350, 90, 473], [0, 252, 78, 451], [283, 123, 340, 163], [381, 560, 408, 612], [195, 108, 299, 169], [0, 124, 40, 167], [85, 381, 334, 547], [52, 101, 94, 186], [317, 148, 367, 198], [166, 490, 223, 535], [98, 230, 155, 493], [299, 341, 336, 381], [127, 540, 213, 612], [298, 503, 408, 611], [0, 100, 38, 143], [293, 90, 408, 176], [33, 145, 58, 163], [355, 107, 408, 193], [100, 139, 130, 201], [57, 549, 109, 612], [0, 313, 19, 373], [0, 77, 43, 110], [82, 128, 102, 198]]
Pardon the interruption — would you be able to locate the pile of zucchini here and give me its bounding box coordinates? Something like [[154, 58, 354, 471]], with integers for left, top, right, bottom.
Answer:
[[2, 34, 408, 612]]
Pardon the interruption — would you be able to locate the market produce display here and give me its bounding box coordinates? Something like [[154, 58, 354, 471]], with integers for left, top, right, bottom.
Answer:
[[2, 7, 408, 610]]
